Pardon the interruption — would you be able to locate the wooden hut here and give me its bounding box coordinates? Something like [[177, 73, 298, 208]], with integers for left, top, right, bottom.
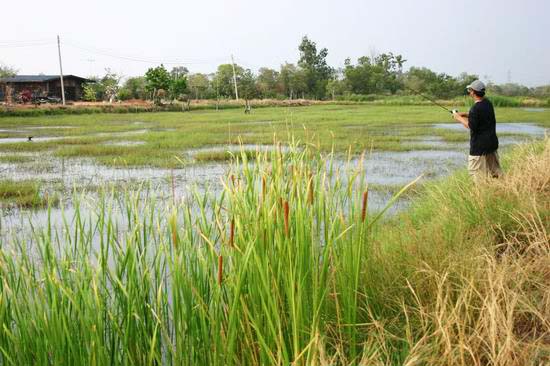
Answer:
[[0, 75, 92, 102]]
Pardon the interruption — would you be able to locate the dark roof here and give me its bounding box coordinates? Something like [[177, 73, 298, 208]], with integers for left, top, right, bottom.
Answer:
[[0, 75, 92, 83]]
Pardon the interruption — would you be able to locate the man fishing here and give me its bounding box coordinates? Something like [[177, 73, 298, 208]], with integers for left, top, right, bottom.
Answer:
[[452, 80, 502, 178]]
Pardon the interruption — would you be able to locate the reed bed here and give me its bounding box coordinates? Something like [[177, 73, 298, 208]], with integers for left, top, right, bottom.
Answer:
[[0, 138, 548, 365]]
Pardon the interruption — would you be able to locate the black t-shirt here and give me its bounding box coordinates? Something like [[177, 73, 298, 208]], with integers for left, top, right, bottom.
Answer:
[[468, 98, 499, 156]]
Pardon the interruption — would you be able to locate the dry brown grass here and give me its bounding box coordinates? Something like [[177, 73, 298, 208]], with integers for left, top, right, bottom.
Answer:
[[316, 140, 550, 365], [395, 140, 550, 365]]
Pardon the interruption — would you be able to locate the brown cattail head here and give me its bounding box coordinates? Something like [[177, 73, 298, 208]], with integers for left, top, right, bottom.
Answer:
[[262, 176, 266, 201], [361, 190, 368, 222], [172, 228, 177, 248], [229, 218, 235, 247], [217, 255, 223, 286], [307, 174, 314, 205], [283, 200, 290, 236]]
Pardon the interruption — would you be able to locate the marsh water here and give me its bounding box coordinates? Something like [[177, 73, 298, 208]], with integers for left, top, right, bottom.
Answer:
[[1, 122, 547, 240]]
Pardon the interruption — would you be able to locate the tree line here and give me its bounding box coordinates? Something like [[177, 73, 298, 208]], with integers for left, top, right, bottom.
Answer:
[[85, 37, 482, 102], [2, 36, 549, 102]]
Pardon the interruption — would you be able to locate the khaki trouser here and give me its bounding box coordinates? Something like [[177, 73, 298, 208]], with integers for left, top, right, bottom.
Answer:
[[468, 151, 503, 178]]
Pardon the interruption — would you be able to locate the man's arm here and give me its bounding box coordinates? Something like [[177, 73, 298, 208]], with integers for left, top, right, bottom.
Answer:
[[452, 111, 469, 129]]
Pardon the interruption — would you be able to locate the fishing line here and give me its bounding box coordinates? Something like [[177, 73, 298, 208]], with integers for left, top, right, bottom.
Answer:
[[404, 86, 454, 113]]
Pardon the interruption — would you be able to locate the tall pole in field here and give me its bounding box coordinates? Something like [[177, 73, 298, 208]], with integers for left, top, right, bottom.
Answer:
[[231, 54, 239, 101], [57, 35, 66, 106]]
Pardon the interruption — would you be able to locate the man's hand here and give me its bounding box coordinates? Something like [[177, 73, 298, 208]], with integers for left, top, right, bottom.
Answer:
[[452, 111, 469, 129]]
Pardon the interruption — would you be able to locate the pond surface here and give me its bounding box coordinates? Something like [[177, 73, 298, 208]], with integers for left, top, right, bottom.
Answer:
[[433, 122, 548, 135], [1, 122, 547, 239]]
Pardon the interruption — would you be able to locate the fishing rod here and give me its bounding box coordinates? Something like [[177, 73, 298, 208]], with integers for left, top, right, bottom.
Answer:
[[404, 86, 455, 114]]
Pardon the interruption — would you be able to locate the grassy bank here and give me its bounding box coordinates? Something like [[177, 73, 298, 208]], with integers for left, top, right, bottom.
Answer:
[[0, 104, 548, 168], [1, 95, 548, 117], [0, 138, 548, 365]]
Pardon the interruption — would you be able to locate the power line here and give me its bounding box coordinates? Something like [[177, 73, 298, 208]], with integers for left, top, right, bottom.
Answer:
[[0, 38, 53, 44], [0, 41, 55, 48], [62, 39, 220, 66]]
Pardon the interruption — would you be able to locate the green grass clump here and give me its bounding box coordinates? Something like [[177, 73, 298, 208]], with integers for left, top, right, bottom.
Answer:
[[194, 149, 269, 162], [0, 179, 50, 207], [0, 154, 33, 163], [487, 95, 522, 107]]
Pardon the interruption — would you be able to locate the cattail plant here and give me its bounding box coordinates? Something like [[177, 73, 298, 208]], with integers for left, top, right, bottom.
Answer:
[[361, 189, 368, 222], [229, 218, 235, 247], [283, 200, 290, 236], [307, 173, 314, 205], [217, 255, 223, 286], [171, 168, 176, 205]]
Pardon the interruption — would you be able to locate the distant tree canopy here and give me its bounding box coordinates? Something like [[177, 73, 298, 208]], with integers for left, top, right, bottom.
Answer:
[[26, 35, 547, 103], [145, 65, 171, 100], [213, 64, 242, 99], [188, 73, 210, 99], [279, 63, 307, 99], [0, 63, 17, 78], [403, 68, 477, 99], [343, 53, 406, 95], [119, 77, 147, 100], [298, 36, 333, 99], [256, 68, 280, 98], [143, 64, 188, 102], [82, 69, 121, 102]]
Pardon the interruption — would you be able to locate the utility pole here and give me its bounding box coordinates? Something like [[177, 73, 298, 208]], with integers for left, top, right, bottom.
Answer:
[[231, 54, 239, 101], [57, 35, 66, 106]]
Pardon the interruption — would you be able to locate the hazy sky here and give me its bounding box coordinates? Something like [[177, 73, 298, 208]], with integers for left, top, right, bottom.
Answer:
[[1, 0, 549, 86]]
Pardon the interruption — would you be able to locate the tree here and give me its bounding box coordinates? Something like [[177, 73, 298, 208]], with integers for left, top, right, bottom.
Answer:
[[487, 82, 530, 96], [0, 63, 17, 78], [279, 63, 307, 99], [297, 36, 333, 99], [170, 66, 189, 80], [169, 77, 188, 100], [532, 84, 550, 98], [120, 77, 147, 100], [213, 63, 245, 99], [256, 68, 280, 98], [343, 53, 406, 95], [326, 69, 350, 100], [82, 69, 121, 102], [403, 67, 474, 99], [188, 73, 210, 99], [239, 69, 258, 101], [145, 64, 171, 101], [82, 84, 97, 101], [169, 67, 188, 100]]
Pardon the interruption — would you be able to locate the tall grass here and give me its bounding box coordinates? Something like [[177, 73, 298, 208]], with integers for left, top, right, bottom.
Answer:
[[0, 138, 548, 365]]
